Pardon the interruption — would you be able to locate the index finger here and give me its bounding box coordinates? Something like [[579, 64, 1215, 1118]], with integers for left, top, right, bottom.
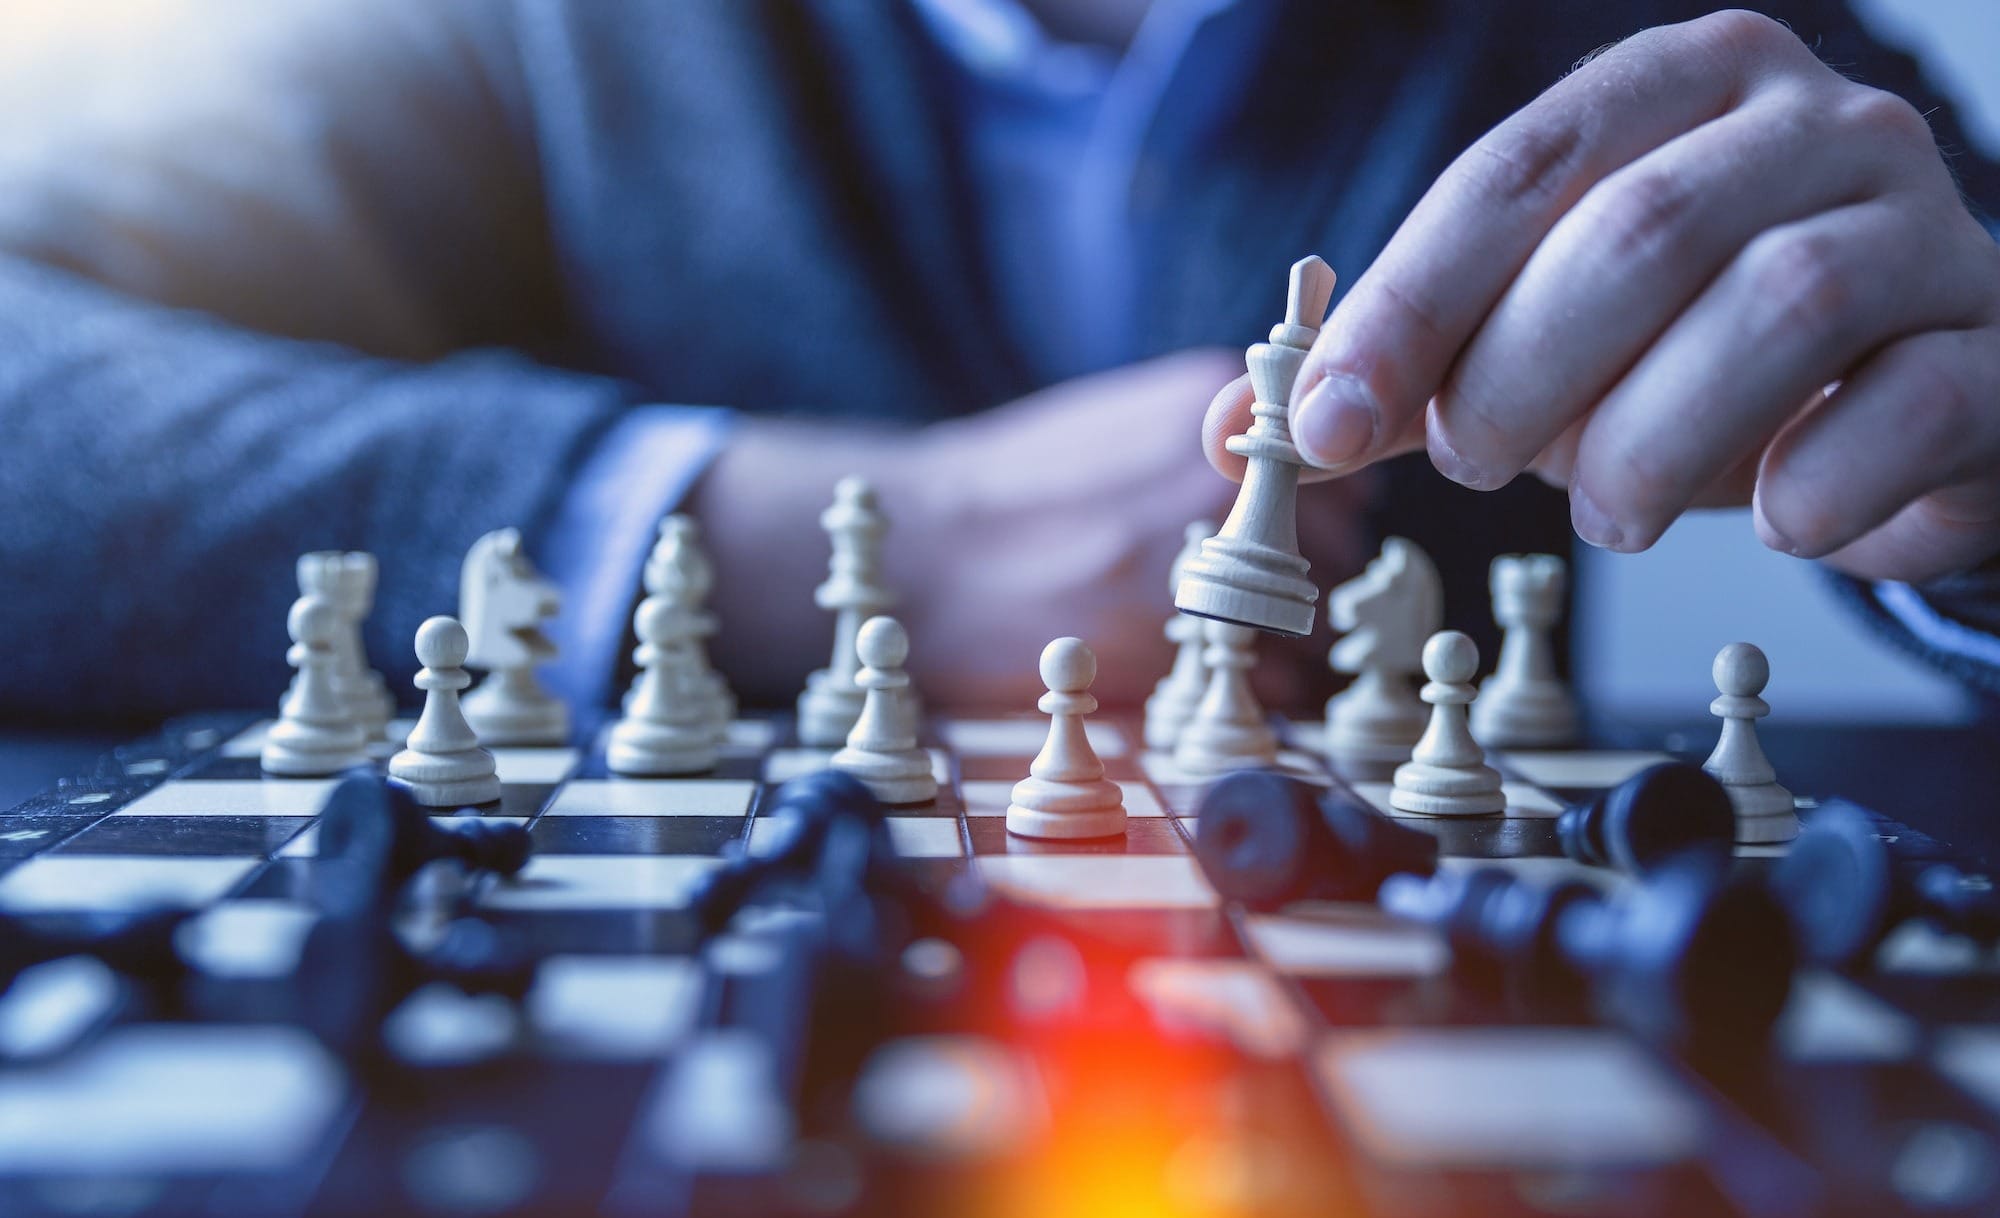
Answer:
[[1287, 10, 1815, 472]]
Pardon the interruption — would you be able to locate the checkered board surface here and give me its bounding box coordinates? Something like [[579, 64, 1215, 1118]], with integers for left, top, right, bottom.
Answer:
[[4, 711, 2000, 1217]]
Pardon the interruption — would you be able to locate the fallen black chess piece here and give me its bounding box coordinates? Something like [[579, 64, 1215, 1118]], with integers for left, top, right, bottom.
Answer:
[[317, 767, 532, 890], [1381, 855, 1796, 1065], [1772, 799, 2000, 969], [1191, 771, 1439, 909], [1555, 761, 1737, 874]]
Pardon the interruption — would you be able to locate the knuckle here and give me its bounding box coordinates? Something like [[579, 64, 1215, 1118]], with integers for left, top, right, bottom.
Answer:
[[1741, 230, 1859, 346], [1837, 86, 1932, 147], [1465, 120, 1587, 211], [1690, 9, 1801, 63], [1900, 360, 1976, 460], [1583, 167, 1702, 265]]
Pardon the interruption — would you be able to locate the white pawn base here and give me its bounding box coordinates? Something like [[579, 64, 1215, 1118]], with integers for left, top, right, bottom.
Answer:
[[463, 677, 569, 748], [1389, 761, 1505, 817], [1469, 681, 1578, 750], [1175, 584, 1314, 640], [1324, 703, 1427, 765], [1006, 776, 1126, 840], [607, 720, 718, 777], [388, 748, 501, 807], [831, 746, 936, 805], [1173, 722, 1279, 777], [797, 670, 865, 747], [261, 727, 367, 778], [1725, 782, 1799, 844]]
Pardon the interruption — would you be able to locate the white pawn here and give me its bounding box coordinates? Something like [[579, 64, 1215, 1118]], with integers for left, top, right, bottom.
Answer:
[[647, 516, 735, 734], [1470, 554, 1578, 749], [263, 596, 369, 776], [799, 477, 896, 747], [831, 616, 936, 805], [283, 552, 392, 741], [1702, 642, 1798, 844], [608, 594, 721, 777], [388, 616, 501, 807], [1143, 521, 1216, 751], [1009, 638, 1126, 840], [1173, 620, 1278, 775], [1391, 631, 1505, 817]]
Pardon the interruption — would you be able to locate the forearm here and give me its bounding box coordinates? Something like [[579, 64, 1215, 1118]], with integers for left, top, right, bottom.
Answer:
[[0, 256, 636, 721]]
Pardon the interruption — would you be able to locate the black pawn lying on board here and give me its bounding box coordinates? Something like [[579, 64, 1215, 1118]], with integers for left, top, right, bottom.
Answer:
[[1771, 799, 2000, 968], [688, 770, 891, 937], [1555, 762, 1737, 875], [317, 769, 532, 888], [1381, 855, 1796, 1060], [0, 909, 188, 1004], [1193, 771, 1439, 910]]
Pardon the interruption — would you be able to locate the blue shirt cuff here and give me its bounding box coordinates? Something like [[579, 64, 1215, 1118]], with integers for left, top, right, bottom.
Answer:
[[537, 405, 733, 711]]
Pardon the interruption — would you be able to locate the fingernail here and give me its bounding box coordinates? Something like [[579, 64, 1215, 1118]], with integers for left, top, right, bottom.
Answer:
[[1292, 374, 1377, 468], [1427, 426, 1489, 490], [1570, 484, 1626, 550]]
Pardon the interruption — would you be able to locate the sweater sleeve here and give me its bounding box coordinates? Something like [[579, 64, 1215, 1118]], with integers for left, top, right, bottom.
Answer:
[[0, 1, 710, 719]]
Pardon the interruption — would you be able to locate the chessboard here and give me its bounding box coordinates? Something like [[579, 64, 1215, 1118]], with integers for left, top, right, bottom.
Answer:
[[1, 709, 1998, 1218]]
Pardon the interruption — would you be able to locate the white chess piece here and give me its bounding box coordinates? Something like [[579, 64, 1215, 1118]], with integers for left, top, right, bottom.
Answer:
[[1324, 537, 1441, 765], [263, 595, 369, 776], [1173, 620, 1279, 775], [1008, 638, 1126, 840], [459, 528, 570, 746], [1391, 631, 1505, 817], [1470, 554, 1578, 749], [285, 551, 393, 741], [645, 516, 735, 736], [799, 477, 895, 746], [831, 616, 936, 804], [388, 616, 501, 806], [1702, 642, 1798, 844], [1144, 520, 1217, 751], [608, 545, 723, 777], [1174, 255, 1335, 637]]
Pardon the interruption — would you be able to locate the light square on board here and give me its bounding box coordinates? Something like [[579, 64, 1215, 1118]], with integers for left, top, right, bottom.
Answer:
[[544, 780, 756, 818], [1351, 781, 1563, 820], [1775, 972, 1919, 1062], [0, 1025, 347, 1174], [1317, 1028, 1704, 1168], [973, 855, 1218, 910], [1243, 909, 1449, 978], [747, 816, 963, 859], [479, 855, 722, 910], [221, 719, 415, 759], [1140, 751, 1329, 788], [1495, 750, 1675, 790], [0, 856, 260, 913], [763, 748, 951, 786], [1128, 958, 1309, 1059], [119, 780, 337, 818], [959, 780, 1163, 818], [491, 748, 581, 785], [177, 900, 321, 978], [940, 718, 1127, 758], [529, 955, 706, 1058]]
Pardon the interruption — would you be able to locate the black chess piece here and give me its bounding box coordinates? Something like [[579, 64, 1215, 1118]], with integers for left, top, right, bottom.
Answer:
[[1193, 771, 1439, 909], [1555, 762, 1737, 874], [1771, 799, 2000, 968], [316, 769, 532, 887], [0, 909, 188, 1004], [688, 769, 890, 935], [1382, 855, 1795, 1060]]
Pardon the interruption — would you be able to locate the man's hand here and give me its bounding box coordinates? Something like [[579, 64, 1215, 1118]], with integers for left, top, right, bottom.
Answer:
[[700, 350, 1369, 711], [1207, 9, 2000, 583]]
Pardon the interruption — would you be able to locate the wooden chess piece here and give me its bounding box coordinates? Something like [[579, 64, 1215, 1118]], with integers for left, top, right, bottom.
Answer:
[[1702, 642, 1798, 844], [1008, 638, 1126, 840], [1390, 631, 1505, 816]]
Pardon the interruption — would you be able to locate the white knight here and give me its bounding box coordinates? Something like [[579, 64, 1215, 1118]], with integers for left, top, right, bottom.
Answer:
[[459, 528, 570, 746], [1324, 538, 1442, 765]]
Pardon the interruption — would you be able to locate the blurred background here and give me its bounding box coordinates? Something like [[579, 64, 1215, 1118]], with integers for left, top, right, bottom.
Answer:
[[1578, 0, 2000, 726]]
